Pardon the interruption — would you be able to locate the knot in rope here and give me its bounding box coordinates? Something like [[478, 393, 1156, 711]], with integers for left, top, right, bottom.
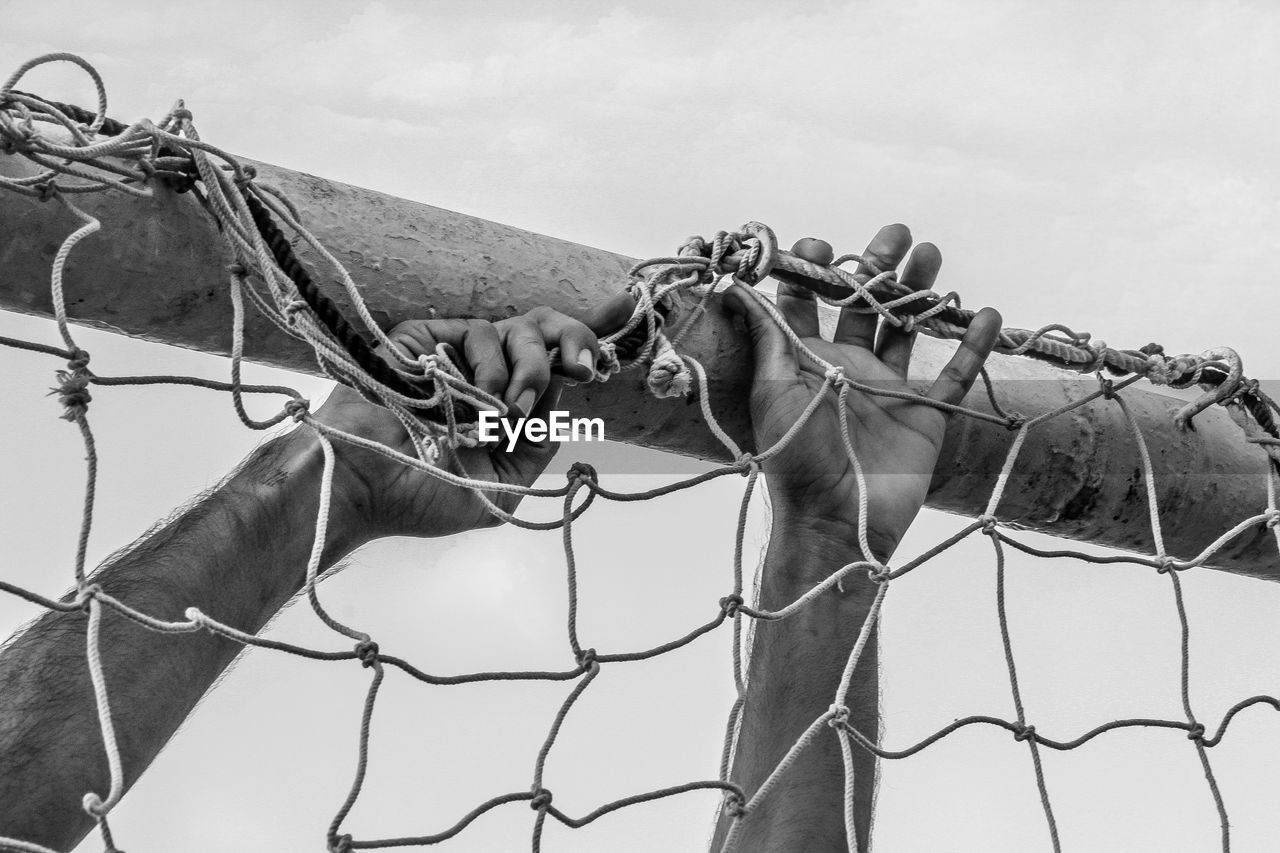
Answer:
[[354, 640, 380, 668], [978, 515, 999, 535], [67, 347, 91, 371], [1004, 412, 1028, 431], [283, 398, 310, 422], [1097, 374, 1117, 400], [827, 704, 851, 728], [866, 565, 891, 584], [232, 163, 257, 186], [226, 261, 248, 279], [52, 369, 92, 420], [719, 594, 744, 617], [723, 793, 747, 819], [567, 462, 598, 485], [0, 118, 36, 154], [1013, 723, 1037, 743], [645, 334, 691, 398], [170, 107, 193, 121], [530, 789, 553, 811], [575, 647, 598, 668], [1187, 723, 1206, 741], [596, 342, 621, 378], [74, 583, 102, 611], [82, 791, 108, 818], [328, 833, 354, 853], [183, 607, 206, 627], [1157, 556, 1179, 574], [824, 366, 846, 384], [34, 179, 59, 201], [1266, 510, 1280, 529]]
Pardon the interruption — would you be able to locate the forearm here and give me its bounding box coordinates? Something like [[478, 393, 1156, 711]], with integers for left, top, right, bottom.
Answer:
[[712, 513, 882, 853], [0, 427, 358, 850]]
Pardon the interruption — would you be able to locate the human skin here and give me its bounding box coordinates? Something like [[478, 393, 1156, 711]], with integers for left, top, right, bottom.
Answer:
[[709, 224, 1001, 852], [0, 307, 600, 850], [0, 225, 999, 852]]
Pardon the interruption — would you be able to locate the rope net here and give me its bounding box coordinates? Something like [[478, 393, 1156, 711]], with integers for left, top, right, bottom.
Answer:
[[2, 53, 1280, 852]]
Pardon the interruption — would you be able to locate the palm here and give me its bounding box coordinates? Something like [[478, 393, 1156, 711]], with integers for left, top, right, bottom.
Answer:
[[728, 224, 1001, 562]]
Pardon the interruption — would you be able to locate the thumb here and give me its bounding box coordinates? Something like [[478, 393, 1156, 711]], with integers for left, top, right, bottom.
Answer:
[[501, 378, 565, 484], [722, 284, 799, 380]]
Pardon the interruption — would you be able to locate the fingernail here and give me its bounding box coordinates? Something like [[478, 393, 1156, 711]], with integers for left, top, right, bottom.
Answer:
[[516, 388, 537, 415], [577, 351, 596, 375]]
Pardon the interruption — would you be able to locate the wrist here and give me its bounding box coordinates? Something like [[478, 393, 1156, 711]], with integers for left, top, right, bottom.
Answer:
[[223, 427, 369, 602]]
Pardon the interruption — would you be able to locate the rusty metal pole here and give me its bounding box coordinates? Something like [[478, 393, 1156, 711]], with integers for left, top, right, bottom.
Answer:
[[1, 151, 1275, 577]]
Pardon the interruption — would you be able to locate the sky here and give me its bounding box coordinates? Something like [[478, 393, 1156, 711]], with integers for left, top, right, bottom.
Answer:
[[2, 1, 1280, 851]]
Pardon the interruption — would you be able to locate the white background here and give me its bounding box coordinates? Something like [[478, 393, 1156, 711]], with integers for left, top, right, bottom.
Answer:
[[3, 2, 1280, 851]]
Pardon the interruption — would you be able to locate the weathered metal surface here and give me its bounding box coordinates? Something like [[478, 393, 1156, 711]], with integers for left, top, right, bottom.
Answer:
[[1, 151, 1274, 577]]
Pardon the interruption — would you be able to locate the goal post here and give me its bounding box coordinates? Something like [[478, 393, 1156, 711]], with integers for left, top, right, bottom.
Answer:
[[1, 149, 1274, 578]]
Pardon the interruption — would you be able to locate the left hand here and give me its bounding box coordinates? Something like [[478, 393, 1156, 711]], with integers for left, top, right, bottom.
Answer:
[[313, 307, 601, 542]]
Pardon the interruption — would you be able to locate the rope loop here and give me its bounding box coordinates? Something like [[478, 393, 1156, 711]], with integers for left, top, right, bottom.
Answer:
[[530, 788, 553, 811], [354, 640, 380, 668]]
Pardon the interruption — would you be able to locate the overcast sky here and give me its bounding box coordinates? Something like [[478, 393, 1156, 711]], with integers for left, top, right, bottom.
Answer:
[[3, 2, 1280, 851]]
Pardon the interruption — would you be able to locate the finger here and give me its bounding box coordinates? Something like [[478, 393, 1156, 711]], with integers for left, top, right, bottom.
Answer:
[[502, 377, 566, 482], [501, 317, 552, 416], [875, 242, 942, 376], [382, 319, 438, 362], [774, 279, 821, 339], [722, 285, 799, 381], [926, 306, 1003, 407], [580, 291, 641, 337], [833, 223, 912, 347], [524, 307, 600, 382], [455, 320, 508, 400]]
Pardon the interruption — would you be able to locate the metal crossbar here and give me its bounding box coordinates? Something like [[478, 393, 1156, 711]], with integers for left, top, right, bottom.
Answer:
[[3, 52, 1280, 853]]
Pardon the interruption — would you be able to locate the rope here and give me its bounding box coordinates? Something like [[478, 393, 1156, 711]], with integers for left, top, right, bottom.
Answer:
[[2, 52, 1278, 853]]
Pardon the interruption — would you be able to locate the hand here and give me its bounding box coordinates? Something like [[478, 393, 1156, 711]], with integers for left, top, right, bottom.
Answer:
[[723, 224, 1002, 562], [312, 307, 601, 542]]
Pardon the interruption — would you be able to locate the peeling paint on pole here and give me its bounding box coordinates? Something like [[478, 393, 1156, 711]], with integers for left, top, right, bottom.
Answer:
[[1, 151, 1274, 576]]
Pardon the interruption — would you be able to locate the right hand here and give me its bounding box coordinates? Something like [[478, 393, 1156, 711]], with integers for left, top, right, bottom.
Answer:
[[723, 224, 1002, 562], [314, 307, 601, 542]]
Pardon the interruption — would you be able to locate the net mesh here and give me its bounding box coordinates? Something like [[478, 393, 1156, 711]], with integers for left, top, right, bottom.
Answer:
[[3, 52, 1280, 853]]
